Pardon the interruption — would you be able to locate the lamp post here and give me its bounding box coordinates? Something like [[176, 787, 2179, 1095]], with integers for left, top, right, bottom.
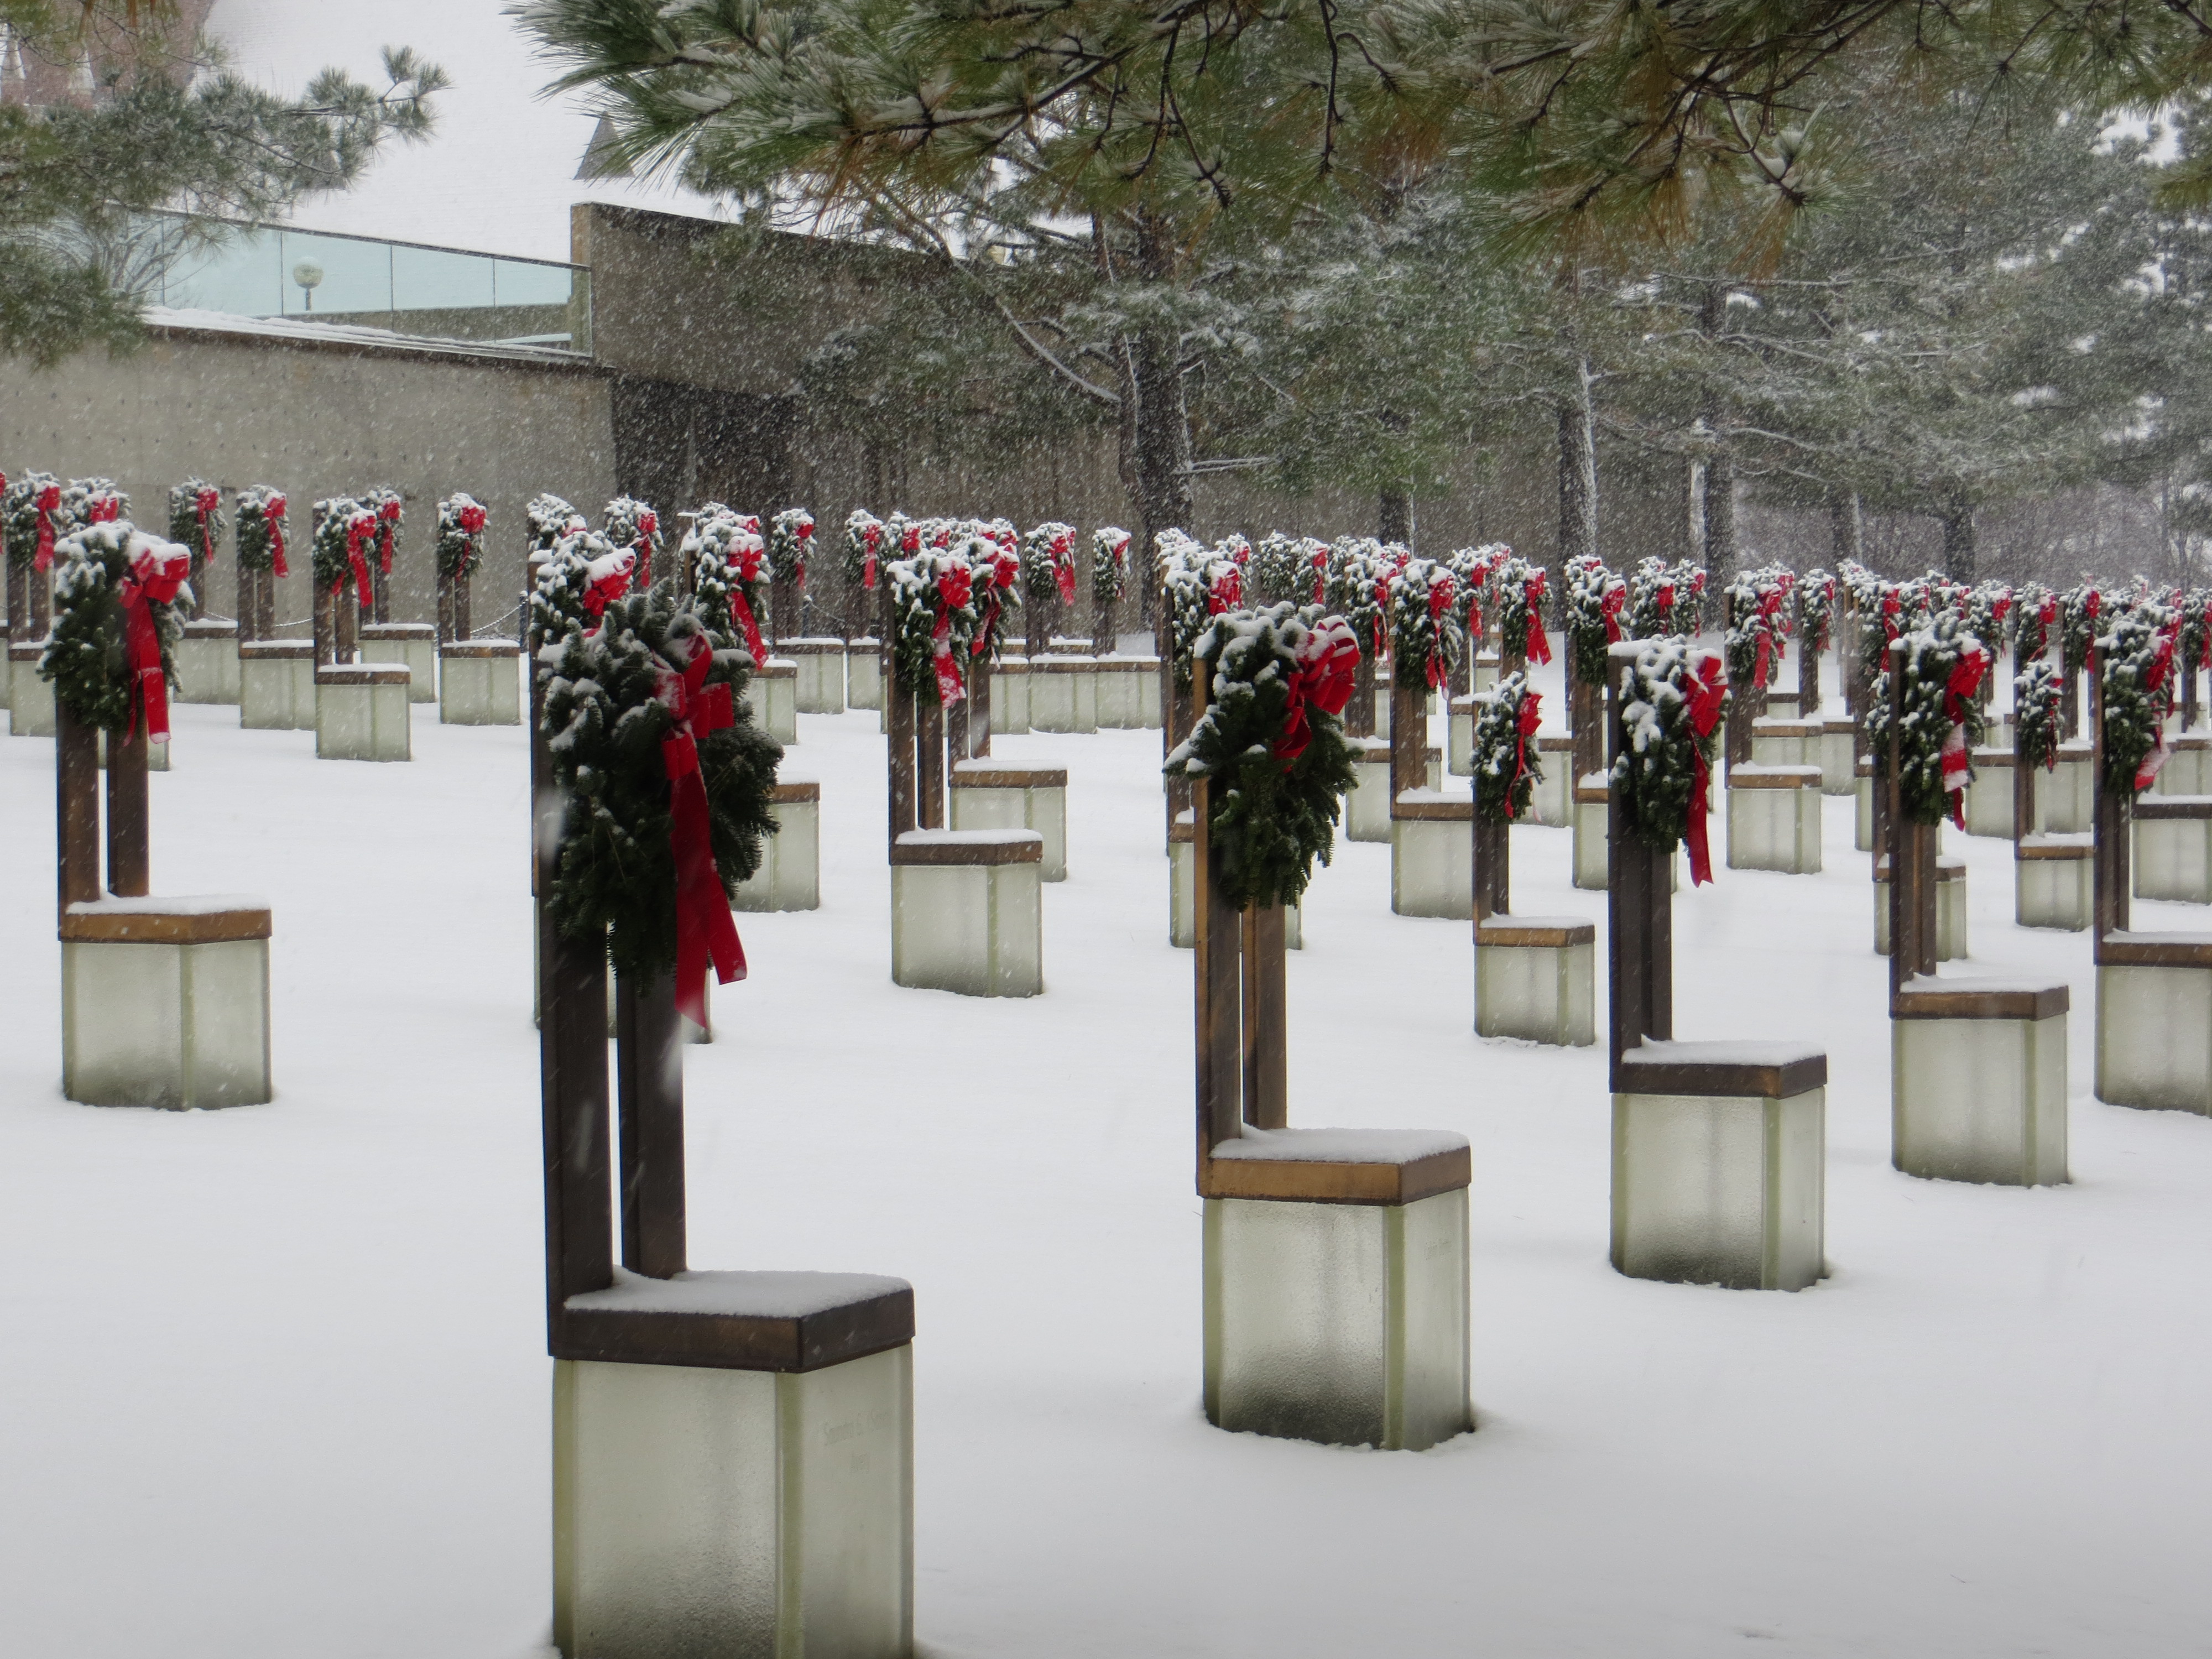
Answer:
[[292, 257, 324, 312]]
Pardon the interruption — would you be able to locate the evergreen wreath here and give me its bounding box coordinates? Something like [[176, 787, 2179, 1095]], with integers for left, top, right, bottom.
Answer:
[[1251, 533, 1305, 606], [1612, 639, 1728, 856], [38, 522, 189, 729], [539, 588, 782, 983], [2061, 580, 2103, 680], [844, 509, 886, 590], [528, 493, 583, 555], [2184, 588, 2212, 680], [1472, 670, 1545, 824], [1164, 603, 1360, 910], [1092, 526, 1131, 611], [1447, 542, 1508, 644], [65, 478, 127, 526], [1626, 555, 1703, 639], [2013, 582, 2058, 662], [233, 486, 289, 575], [1564, 553, 1624, 686], [2098, 606, 2179, 798], [166, 479, 226, 576], [1494, 554, 1551, 665], [4, 471, 62, 570], [1327, 536, 1391, 661], [1797, 569, 1837, 655], [769, 508, 813, 590], [311, 497, 377, 604], [435, 494, 488, 584], [1389, 557, 1462, 691], [1865, 615, 1991, 827], [2013, 661, 2064, 773], [960, 528, 1022, 656], [682, 509, 769, 653], [1965, 582, 2013, 665], [1021, 521, 1079, 606], [888, 547, 983, 699], [1159, 531, 1215, 685], [1723, 565, 1792, 692], [363, 486, 403, 584], [602, 495, 664, 582], [532, 528, 634, 647]]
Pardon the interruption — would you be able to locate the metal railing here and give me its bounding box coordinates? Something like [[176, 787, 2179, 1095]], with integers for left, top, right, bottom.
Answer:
[[135, 213, 591, 353]]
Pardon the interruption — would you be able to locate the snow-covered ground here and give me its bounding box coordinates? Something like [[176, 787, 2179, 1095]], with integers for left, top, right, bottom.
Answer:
[[3, 654, 2211, 1658]]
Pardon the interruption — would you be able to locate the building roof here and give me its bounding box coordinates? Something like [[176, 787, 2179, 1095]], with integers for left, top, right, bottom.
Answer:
[[206, 0, 734, 263]]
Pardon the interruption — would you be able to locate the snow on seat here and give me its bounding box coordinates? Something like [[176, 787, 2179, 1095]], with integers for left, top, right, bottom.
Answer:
[[1204, 1125, 1470, 1206], [888, 826, 1041, 866], [560, 1268, 916, 1373], [59, 894, 271, 942], [1615, 1038, 1827, 1100]]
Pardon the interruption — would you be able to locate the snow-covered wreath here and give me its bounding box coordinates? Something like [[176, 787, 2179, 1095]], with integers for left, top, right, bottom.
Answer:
[[1866, 617, 1990, 829], [684, 509, 771, 661], [532, 528, 638, 646], [769, 509, 813, 592], [435, 494, 488, 586], [538, 587, 782, 1025], [1389, 557, 1462, 691], [38, 522, 191, 741], [1164, 604, 1361, 910], [527, 493, 583, 556], [2099, 606, 2179, 798], [311, 498, 379, 610], [1326, 538, 1391, 662], [1564, 554, 1625, 687], [233, 486, 290, 576], [2012, 660, 2064, 774], [364, 486, 404, 587], [167, 480, 226, 577], [1723, 565, 1793, 696], [889, 546, 987, 706], [1495, 556, 1551, 665], [1022, 521, 1079, 610], [1092, 525, 1131, 614], [1613, 639, 1729, 884], [1472, 670, 1544, 824], [5, 471, 65, 573], [845, 509, 887, 592]]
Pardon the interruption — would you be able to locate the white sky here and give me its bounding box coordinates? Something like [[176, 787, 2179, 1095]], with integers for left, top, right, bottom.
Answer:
[[206, 0, 731, 263]]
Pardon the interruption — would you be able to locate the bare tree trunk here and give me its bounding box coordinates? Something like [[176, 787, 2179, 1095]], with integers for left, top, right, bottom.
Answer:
[[1703, 450, 1736, 595], [1557, 383, 1599, 627], [1940, 500, 1977, 585], [1119, 213, 1195, 628], [1830, 492, 1864, 568], [1378, 488, 1414, 547]]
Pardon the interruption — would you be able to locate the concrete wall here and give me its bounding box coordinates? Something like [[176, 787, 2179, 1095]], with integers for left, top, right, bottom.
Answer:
[[1, 328, 615, 633]]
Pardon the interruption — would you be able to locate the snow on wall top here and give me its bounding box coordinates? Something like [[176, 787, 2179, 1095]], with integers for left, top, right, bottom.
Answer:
[[207, 0, 733, 262]]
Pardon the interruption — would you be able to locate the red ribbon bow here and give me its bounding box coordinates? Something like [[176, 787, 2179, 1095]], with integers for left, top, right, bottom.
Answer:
[[458, 504, 487, 536], [1311, 546, 1329, 604], [1275, 619, 1360, 762], [264, 495, 290, 577], [1752, 589, 1786, 688], [581, 549, 635, 618], [1425, 576, 1456, 690], [119, 540, 190, 745], [1508, 688, 1544, 816], [658, 636, 747, 1027], [195, 488, 220, 561], [376, 498, 401, 573], [341, 516, 376, 602], [726, 539, 768, 661], [1209, 566, 1243, 616], [1684, 651, 1728, 886], [1938, 645, 1990, 827], [88, 494, 121, 525], [932, 564, 972, 705], [33, 484, 60, 572], [860, 523, 883, 589], [1524, 575, 1552, 666], [1052, 534, 1076, 605], [2137, 628, 2179, 792], [1601, 585, 1625, 644]]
